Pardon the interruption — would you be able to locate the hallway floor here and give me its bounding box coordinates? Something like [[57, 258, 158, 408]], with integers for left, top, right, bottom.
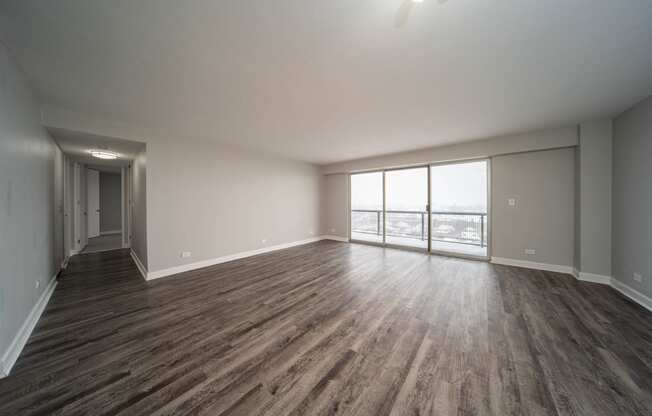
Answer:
[[81, 234, 122, 254]]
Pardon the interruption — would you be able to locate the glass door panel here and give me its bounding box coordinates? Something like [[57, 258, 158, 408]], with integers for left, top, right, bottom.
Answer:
[[430, 160, 488, 257], [350, 172, 384, 243], [385, 167, 428, 249]]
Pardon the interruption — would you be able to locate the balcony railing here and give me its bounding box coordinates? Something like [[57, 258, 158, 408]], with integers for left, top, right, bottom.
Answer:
[[351, 209, 487, 247]]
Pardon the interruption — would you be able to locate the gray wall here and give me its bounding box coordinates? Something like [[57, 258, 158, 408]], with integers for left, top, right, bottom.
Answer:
[[52, 146, 65, 268], [0, 42, 60, 366], [99, 172, 121, 233], [320, 174, 349, 239], [319, 127, 578, 267], [613, 96, 652, 298], [491, 148, 576, 267], [131, 148, 148, 268], [577, 120, 612, 277], [147, 137, 322, 272], [121, 167, 130, 247], [574, 141, 581, 271]]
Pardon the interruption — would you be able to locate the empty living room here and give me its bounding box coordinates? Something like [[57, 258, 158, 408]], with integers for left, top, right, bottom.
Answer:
[[2, 1, 652, 415]]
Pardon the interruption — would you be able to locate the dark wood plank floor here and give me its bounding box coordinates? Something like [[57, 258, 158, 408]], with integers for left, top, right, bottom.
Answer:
[[1, 241, 652, 416]]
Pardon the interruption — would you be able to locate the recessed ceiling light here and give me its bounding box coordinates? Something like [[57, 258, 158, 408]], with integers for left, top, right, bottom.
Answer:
[[90, 150, 119, 160]]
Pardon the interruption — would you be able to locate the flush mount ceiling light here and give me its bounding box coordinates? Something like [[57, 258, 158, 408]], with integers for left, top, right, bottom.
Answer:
[[89, 150, 119, 160]]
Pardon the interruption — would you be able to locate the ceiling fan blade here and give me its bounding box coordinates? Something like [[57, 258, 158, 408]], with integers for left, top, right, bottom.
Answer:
[[394, 0, 415, 28]]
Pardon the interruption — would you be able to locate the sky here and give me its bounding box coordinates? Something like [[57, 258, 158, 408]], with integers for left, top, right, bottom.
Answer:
[[351, 161, 487, 212]]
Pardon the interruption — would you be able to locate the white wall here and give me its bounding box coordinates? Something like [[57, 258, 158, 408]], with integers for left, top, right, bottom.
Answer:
[[491, 148, 576, 268], [613, 96, 652, 299], [0, 42, 60, 371], [147, 137, 322, 272], [131, 148, 148, 269]]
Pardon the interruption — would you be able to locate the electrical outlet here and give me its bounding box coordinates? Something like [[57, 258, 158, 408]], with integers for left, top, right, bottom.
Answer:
[[309, 230, 315, 236], [180, 251, 191, 259], [524, 249, 536, 255], [508, 198, 516, 207], [633, 273, 643, 283], [330, 228, 336, 233], [35, 280, 40, 289], [261, 239, 267, 244]]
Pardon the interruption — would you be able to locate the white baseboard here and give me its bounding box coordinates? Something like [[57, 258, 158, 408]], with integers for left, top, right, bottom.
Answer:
[[493, 258, 652, 314], [322, 235, 349, 242], [491, 257, 574, 275], [144, 236, 344, 281], [611, 279, 652, 313], [577, 272, 612, 285], [130, 250, 148, 281], [1, 276, 58, 378], [100, 230, 121, 236]]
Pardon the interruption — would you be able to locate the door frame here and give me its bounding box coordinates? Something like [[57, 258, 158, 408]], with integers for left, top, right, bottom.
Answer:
[[86, 168, 101, 239], [349, 165, 430, 253], [348, 169, 385, 247], [348, 158, 491, 261]]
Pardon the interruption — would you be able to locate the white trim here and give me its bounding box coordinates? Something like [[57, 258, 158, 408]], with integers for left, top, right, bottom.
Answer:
[[1, 276, 57, 378], [577, 272, 612, 285], [100, 230, 121, 236], [611, 279, 652, 313], [130, 249, 148, 281], [144, 236, 344, 281], [322, 235, 349, 242], [69, 249, 80, 257], [491, 257, 574, 274]]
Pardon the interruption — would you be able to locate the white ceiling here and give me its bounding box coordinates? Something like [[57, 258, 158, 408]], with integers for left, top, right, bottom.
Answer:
[[2, 0, 652, 164], [48, 127, 145, 167]]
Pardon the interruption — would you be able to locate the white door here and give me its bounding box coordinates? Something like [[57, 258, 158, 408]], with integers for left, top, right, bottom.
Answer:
[[87, 169, 100, 238]]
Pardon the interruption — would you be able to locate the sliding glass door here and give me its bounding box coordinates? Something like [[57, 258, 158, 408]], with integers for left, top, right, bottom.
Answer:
[[385, 167, 428, 249], [350, 159, 489, 258], [430, 160, 489, 258], [350, 171, 384, 243]]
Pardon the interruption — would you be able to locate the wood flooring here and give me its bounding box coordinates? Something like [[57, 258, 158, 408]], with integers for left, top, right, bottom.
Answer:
[[81, 234, 123, 254], [1, 240, 651, 415]]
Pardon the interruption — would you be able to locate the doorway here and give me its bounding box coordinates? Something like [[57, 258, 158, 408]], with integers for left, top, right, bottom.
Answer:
[[349, 159, 490, 259], [82, 167, 124, 254], [430, 160, 489, 258], [385, 167, 429, 249]]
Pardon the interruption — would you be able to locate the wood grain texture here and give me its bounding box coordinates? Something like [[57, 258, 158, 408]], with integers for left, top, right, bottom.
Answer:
[[1, 241, 651, 416]]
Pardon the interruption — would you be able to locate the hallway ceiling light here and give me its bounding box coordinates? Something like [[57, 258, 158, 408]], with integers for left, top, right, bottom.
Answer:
[[90, 150, 119, 160]]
